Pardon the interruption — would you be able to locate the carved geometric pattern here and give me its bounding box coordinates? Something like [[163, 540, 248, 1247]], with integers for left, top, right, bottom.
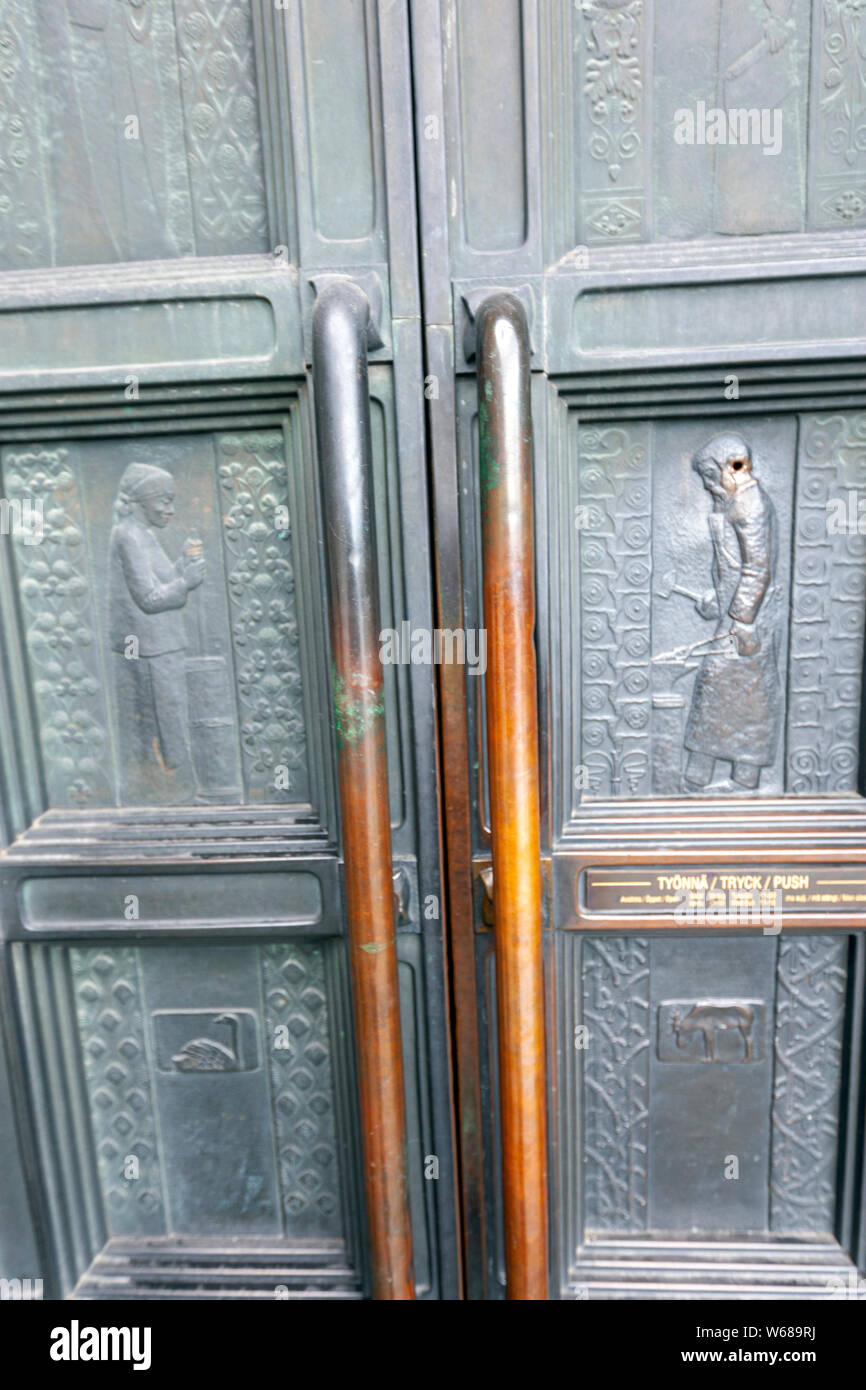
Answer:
[[577, 425, 652, 799], [577, 0, 648, 242], [787, 414, 866, 793], [219, 431, 308, 803], [770, 936, 847, 1235], [4, 445, 113, 808], [262, 943, 343, 1239], [584, 196, 642, 240], [818, 183, 866, 225], [173, 0, 269, 254], [582, 936, 650, 1233], [70, 946, 166, 1237]]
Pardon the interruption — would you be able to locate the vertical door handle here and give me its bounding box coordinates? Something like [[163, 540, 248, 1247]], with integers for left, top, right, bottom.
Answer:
[[475, 294, 549, 1300], [313, 281, 415, 1301]]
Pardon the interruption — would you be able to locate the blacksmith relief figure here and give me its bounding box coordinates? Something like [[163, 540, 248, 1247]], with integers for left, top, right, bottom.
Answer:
[[669, 434, 782, 794], [109, 463, 206, 803]]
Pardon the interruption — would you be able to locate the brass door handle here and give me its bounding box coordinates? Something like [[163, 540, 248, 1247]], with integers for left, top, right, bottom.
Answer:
[[313, 280, 414, 1301], [475, 293, 548, 1301]]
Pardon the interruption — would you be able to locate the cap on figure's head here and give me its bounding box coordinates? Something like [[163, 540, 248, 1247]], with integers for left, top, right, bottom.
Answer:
[[113, 463, 176, 522], [118, 462, 174, 501], [693, 433, 752, 496]]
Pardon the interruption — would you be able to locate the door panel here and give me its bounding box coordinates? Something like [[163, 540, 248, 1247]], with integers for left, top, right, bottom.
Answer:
[[415, 0, 866, 1298], [562, 932, 858, 1294], [4, 0, 866, 1303], [11, 937, 365, 1297], [0, 0, 459, 1300], [0, 0, 272, 268]]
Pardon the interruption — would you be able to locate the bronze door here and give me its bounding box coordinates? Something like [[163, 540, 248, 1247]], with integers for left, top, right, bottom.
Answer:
[[412, 0, 866, 1298], [3, 0, 866, 1306], [0, 0, 459, 1300]]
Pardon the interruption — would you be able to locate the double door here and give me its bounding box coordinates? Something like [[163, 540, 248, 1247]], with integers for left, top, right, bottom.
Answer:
[[0, 0, 865, 1301]]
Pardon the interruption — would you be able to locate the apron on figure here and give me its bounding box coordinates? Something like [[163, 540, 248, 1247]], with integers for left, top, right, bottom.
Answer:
[[684, 450, 782, 791]]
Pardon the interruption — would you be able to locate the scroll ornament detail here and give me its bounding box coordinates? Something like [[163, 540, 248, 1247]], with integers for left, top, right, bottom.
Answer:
[[581, 0, 644, 185], [820, 0, 866, 169]]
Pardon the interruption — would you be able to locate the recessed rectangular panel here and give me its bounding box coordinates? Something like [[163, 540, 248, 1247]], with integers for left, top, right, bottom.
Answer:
[[571, 413, 866, 804], [141, 946, 279, 1235], [0, 298, 275, 376], [652, 0, 810, 241], [648, 939, 775, 1234], [651, 417, 792, 797], [580, 934, 848, 1241], [457, 0, 527, 251], [4, 430, 311, 810], [21, 872, 323, 930], [573, 277, 866, 357], [0, 0, 271, 270], [70, 941, 348, 1243], [300, 0, 376, 241]]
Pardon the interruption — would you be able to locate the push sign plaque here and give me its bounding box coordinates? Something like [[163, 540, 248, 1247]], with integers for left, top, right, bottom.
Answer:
[[583, 866, 866, 917]]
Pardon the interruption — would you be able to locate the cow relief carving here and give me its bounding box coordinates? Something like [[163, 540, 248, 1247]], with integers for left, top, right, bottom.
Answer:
[[658, 1000, 765, 1063]]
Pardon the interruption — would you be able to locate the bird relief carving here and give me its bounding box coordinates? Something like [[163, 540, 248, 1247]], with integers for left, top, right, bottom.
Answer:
[[171, 1012, 244, 1072], [153, 1009, 257, 1074]]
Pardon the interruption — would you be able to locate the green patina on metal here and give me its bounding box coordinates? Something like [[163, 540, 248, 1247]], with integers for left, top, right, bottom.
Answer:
[[478, 392, 499, 503], [331, 663, 385, 748]]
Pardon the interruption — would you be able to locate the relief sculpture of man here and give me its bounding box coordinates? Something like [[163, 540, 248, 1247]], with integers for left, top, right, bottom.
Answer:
[[109, 463, 205, 801], [683, 434, 781, 792]]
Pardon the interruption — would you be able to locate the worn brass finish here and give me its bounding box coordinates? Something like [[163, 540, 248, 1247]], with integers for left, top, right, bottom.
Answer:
[[314, 282, 414, 1301], [476, 294, 548, 1301]]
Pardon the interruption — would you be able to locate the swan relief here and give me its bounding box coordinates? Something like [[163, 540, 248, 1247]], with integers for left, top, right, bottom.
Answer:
[[171, 1012, 243, 1072]]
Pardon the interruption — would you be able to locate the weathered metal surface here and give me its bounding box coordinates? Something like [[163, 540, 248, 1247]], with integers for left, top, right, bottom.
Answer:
[[0, 0, 270, 269], [313, 280, 414, 1301], [0, 3, 459, 1303], [3, 431, 309, 809], [5, 0, 866, 1305], [571, 931, 850, 1279], [475, 294, 548, 1301], [415, 0, 866, 1300]]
